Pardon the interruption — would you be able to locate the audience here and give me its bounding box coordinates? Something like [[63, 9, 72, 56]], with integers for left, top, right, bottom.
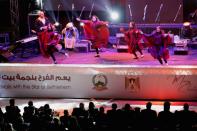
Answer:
[[0, 99, 196, 131], [175, 103, 196, 131], [23, 101, 36, 123], [141, 102, 157, 131], [157, 101, 176, 131]]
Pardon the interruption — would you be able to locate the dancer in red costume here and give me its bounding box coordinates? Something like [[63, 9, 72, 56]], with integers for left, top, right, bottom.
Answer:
[[125, 22, 144, 59], [35, 11, 64, 64], [144, 26, 171, 65], [77, 15, 109, 57], [35, 11, 51, 58]]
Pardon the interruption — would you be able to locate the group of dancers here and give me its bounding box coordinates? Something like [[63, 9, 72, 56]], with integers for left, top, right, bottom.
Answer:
[[124, 22, 171, 65], [34, 10, 171, 65]]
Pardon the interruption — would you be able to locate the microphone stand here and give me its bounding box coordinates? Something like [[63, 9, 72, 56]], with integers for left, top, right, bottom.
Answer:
[[173, 4, 182, 22], [89, 3, 94, 18], [128, 4, 132, 21], [79, 6, 85, 18], [143, 4, 148, 21], [72, 3, 74, 22], [155, 3, 163, 23], [57, 4, 60, 23], [28, 3, 31, 35]]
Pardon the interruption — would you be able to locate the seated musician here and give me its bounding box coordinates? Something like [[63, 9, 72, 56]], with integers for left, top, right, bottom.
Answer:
[[61, 22, 78, 50]]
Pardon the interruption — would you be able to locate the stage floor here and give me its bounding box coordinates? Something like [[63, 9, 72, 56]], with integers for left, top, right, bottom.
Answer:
[[8, 48, 197, 65]]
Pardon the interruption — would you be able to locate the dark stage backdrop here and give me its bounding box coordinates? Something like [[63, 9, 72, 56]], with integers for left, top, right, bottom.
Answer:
[[3, 0, 195, 38], [183, 0, 197, 22], [43, 0, 183, 23], [125, 0, 183, 23]]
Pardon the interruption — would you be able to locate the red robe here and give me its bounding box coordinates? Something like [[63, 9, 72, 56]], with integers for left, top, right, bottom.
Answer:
[[81, 20, 109, 48], [37, 31, 50, 58], [144, 31, 171, 59], [35, 17, 51, 58], [37, 31, 60, 58], [125, 29, 143, 53]]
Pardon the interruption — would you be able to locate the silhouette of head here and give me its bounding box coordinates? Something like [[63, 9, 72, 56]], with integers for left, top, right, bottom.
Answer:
[[9, 99, 15, 106], [64, 110, 69, 116], [89, 102, 95, 110], [79, 103, 85, 110], [183, 103, 189, 111], [146, 102, 152, 110], [99, 106, 105, 113], [44, 104, 50, 110], [112, 103, 117, 110], [28, 101, 33, 106], [124, 104, 131, 110], [135, 107, 141, 112], [164, 101, 171, 111]]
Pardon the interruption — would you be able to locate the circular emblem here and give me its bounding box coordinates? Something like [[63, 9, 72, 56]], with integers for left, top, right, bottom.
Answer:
[[92, 74, 108, 91]]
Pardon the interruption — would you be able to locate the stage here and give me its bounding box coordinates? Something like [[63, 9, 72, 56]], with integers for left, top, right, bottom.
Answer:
[[1, 1, 197, 131]]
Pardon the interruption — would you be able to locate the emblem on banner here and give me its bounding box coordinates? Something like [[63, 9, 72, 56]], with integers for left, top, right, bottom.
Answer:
[[92, 74, 108, 91], [125, 76, 140, 92]]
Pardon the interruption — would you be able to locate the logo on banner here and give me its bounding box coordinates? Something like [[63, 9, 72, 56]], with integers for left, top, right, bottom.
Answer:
[[125, 76, 140, 92], [92, 74, 108, 91]]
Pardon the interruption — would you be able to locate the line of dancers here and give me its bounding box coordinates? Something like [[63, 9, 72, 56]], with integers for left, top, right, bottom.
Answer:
[[34, 10, 171, 65]]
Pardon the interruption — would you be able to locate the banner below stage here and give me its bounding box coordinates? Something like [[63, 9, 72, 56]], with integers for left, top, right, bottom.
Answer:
[[0, 64, 197, 100]]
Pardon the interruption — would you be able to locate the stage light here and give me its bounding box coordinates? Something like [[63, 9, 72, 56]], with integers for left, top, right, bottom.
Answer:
[[182, 22, 193, 39], [110, 11, 119, 21], [36, 0, 43, 9], [80, 22, 85, 27], [183, 22, 191, 27], [54, 22, 60, 26]]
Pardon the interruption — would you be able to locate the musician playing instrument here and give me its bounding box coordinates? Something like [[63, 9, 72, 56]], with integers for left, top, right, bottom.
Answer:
[[76, 15, 109, 57], [62, 22, 78, 50]]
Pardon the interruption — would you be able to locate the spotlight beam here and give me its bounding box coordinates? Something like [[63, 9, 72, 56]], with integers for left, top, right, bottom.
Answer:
[[143, 4, 148, 21]]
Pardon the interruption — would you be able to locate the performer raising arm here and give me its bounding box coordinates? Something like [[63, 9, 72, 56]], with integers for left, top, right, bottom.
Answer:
[[144, 26, 171, 65], [76, 15, 109, 57], [34, 11, 64, 64]]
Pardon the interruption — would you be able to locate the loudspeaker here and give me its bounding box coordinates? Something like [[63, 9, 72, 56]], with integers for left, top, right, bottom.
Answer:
[[75, 40, 91, 53], [0, 33, 10, 47], [174, 47, 189, 55], [117, 45, 128, 52]]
